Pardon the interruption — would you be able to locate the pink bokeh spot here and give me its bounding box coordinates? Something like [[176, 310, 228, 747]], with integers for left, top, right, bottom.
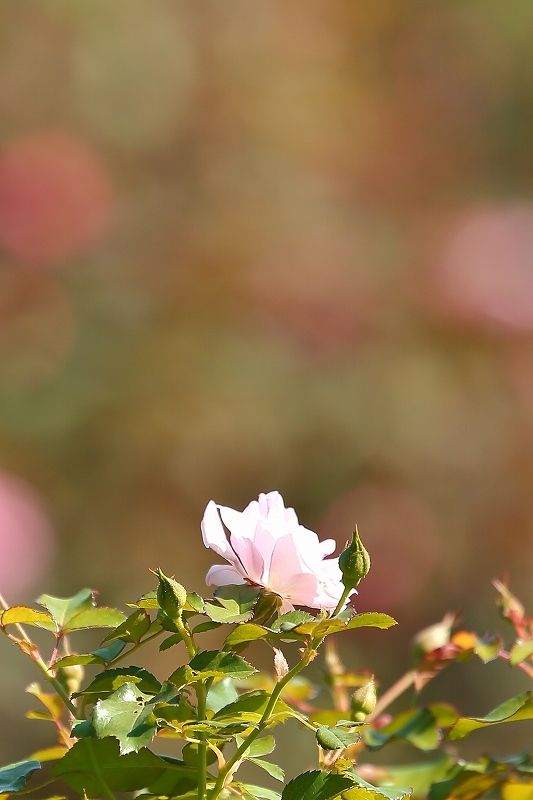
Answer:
[[431, 204, 533, 332], [0, 472, 55, 599], [0, 130, 114, 267]]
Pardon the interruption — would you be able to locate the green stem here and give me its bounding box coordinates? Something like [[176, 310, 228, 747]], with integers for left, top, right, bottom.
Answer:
[[196, 682, 208, 800], [84, 737, 117, 800], [176, 613, 197, 660], [331, 586, 352, 618], [106, 629, 165, 667], [208, 648, 313, 800]]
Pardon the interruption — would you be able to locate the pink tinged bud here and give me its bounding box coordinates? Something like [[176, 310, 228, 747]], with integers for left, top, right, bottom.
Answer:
[[273, 648, 289, 681], [201, 491, 348, 611]]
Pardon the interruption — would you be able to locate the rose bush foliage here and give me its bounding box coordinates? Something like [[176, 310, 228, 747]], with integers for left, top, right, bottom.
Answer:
[[1, 491, 533, 800]]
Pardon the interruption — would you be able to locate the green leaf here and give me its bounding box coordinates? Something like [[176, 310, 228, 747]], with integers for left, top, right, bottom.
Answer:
[[448, 691, 533, 740], [346, 613, 397, 631], [37, 589, 94, 628], [206, 677, 239, 713], [0, 606, 56, 631], [185, 592, 205, 613], [52, 738, 166, 797], [316, 726, 361, 750], [224, 624, 270, 648], [294, 612, 396, 639], [92, 683, 158, 754], [214, 690, 293, 726], [249, 758, 284, 781], [309, 710, 349, 727], [0, 760, 41, 792], [159, 632, 183, 651], [474, 633, 502, 663], [71, 719, 96, 738], [76, 667, 161, 701], [364, 708, 440, 751], [510, 640, 533, 666], [53, 641, 126, 669], [100, 609, 151, 644], [369, 754, 452, 799], [134, 591, 159, 610], [242, 735, 276, 757], [192, 620, 222, 634], [63, 607, 126, 633], [145, 756, 199, 797], [343, 771, 412, 800], [167, 664, 195, 689], [187, 650, 256, 680], [281, 770, 354, 800], [271, 611, 315, 632], [241, 785, 282, 800], [205, 585, 261, 623]]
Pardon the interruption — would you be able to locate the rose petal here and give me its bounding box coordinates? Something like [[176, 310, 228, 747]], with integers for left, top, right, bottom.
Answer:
[[205, 564, 247, 587]]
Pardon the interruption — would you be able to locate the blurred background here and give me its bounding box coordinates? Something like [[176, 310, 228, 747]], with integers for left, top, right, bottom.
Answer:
[[2, 0, 533, 776]]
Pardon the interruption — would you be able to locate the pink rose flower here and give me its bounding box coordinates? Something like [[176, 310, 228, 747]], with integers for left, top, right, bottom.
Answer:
[[201, 491, 350, 612]]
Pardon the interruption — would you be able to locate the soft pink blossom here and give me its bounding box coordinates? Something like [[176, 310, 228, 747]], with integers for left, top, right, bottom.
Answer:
[[201, 491, 349, 612]]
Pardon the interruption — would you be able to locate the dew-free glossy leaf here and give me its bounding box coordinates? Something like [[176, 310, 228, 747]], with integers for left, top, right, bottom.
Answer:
[[205, 585, 261, 623], [37, 590, 94, 628], [0, 606, 56, 631], [224, 624, 270, 648], [206, 677, 239, 713], [448, 691, 533, 740], [346, 613, 397, 631], [185, 593, 205, 613], [188, 650, 256, 679], [0, 760, 41, 792], [76, 667, 161, 700], [134, 591, 159, 609], [271, 611, 315, 632], [248, 758, 284, 781], [316, 725, 361, 750], [159, 633, 183, 651], [101, 609, 151, 644], [53, 640, 126, 669], [294, 612, 396, 639], [281, 770, 354, 800], [214, 690, 292, 725], [92, 683, 158, 754], [63, 607, 126, 632], [242, 735, 276, 757]]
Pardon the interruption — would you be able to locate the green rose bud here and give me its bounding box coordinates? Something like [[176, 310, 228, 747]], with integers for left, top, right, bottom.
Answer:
[[339, 527, 371, 590], [156, 568, 187, 620], [350, 676, 377, 721]]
